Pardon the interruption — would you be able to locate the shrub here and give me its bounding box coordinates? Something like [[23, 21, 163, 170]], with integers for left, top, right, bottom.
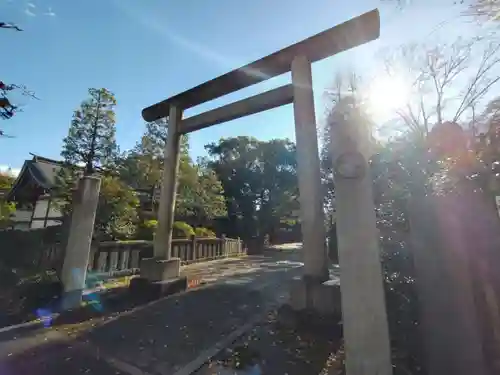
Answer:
[[173, 221, 195, 238], [0, 226, 65, 272], [195, 227, 216, 238], [136, 219, 158, 240]]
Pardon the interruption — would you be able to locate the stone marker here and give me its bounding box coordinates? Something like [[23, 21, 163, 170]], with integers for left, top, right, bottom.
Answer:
[[330, 109, 392, 375], [60, 176, 101, 309]]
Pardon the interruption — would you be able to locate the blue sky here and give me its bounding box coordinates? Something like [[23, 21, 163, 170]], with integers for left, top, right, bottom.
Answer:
[[0, 0, 481, 173]]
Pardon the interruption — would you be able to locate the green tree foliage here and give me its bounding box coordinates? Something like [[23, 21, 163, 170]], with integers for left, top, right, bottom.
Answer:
[[118, 119, 226, 222], [95, 176, 140, 240], [54, 173, 140, 240], [0, 171, 14, 189], [176, 164, 227, 224], [205, 136, 298, 239], [118, 119, 190, 189], [61, 88, 118, 175], [0, 171, 16, 227]]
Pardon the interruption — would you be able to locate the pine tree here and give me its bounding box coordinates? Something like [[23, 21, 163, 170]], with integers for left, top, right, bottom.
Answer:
[[61, 88, 118, 175]]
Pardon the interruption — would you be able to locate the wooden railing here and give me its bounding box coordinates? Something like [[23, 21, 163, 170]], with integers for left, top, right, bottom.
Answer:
[[87, 236, 245, 277]]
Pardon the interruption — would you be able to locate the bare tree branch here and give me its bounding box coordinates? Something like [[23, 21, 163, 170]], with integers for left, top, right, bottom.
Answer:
[[466, 0, 500, 22], [384, 37, 500, 137], [0, 22, 22, 31]]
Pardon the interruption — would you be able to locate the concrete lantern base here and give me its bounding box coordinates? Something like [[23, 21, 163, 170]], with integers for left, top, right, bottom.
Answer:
[[289, 276, 341, 316], [140, 257, 181, 282]]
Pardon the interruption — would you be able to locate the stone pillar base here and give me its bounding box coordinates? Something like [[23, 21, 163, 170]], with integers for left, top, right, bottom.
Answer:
[[129, 276, 187, 302], [289, 276, 341, 316], [131, 257, 185, 302], [140, 257, 181, 282]]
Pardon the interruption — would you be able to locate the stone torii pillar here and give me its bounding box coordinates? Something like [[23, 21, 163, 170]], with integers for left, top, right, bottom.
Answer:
[[291, 55, 328, 283], [330, 111, 392, 374], [140, 105, 183, 283], [153, 104, 182, 261]]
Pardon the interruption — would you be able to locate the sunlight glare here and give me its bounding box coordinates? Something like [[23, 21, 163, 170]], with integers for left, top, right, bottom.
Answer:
[[368, 75, 411, 122]]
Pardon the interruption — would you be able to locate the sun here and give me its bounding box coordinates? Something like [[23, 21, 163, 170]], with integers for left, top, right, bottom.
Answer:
[[367, 75, 411, 122]]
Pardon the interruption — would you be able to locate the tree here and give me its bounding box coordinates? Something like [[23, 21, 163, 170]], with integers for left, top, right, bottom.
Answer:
[[320, 73, 372, 221], [382, 37, 500, 139], [205, 136, 298, 240], [118, 119, 190, 189], [175, 164, 227, 225], [0, 171, 14, 189], [94, 176, 140, 240], [119, 119, 226, 224], [0, 171, 16, 228], [386, 0, 500, 24], [468, 0, 500, 21], [0, 22, 23, 31], [56, 88, 139, 239], [54, 172, 140, 240], [61, 88, 118, 175], [1, 22, 37, 132]]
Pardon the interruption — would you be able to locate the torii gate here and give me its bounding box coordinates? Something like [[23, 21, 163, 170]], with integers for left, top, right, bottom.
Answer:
[[141, 9, 391, 375]]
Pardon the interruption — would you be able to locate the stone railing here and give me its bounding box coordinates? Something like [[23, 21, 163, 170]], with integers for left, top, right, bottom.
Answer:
[[87, 236, 244, 277]]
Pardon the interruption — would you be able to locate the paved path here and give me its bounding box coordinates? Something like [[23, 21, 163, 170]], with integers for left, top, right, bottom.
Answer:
[[0, 248, 306, 375]]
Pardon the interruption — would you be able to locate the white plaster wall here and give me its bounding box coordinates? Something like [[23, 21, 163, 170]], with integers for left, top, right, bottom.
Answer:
[[10, 199, 64, 230], [11, 209, 31, 231], [48, 199, 63, 218], [11, 209, 31, 222], [31, 200, 49, 229], [32, 199, 48, 220]]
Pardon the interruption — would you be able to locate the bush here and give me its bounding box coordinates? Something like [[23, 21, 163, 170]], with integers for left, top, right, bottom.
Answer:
[[194, 227, 216, 238], [0, 226, 65, 272], [136, 219, 158, 240], [173, 221, 195, 238]]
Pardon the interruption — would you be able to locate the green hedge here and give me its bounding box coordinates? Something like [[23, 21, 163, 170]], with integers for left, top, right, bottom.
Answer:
[[136, 221, 214, 239], [137, 220, 196, 241], [194, 227, 216, 238], [173, 221, 195, 238], [136, 219, 158, 240]]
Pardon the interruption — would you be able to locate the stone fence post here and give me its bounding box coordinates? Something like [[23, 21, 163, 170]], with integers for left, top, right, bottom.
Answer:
[[221, 234, 227, 257], [190, 235, 197, 262]]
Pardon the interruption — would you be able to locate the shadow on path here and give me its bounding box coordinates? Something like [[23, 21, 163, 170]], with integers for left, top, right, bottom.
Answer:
[[0, 256, 303, 375]]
